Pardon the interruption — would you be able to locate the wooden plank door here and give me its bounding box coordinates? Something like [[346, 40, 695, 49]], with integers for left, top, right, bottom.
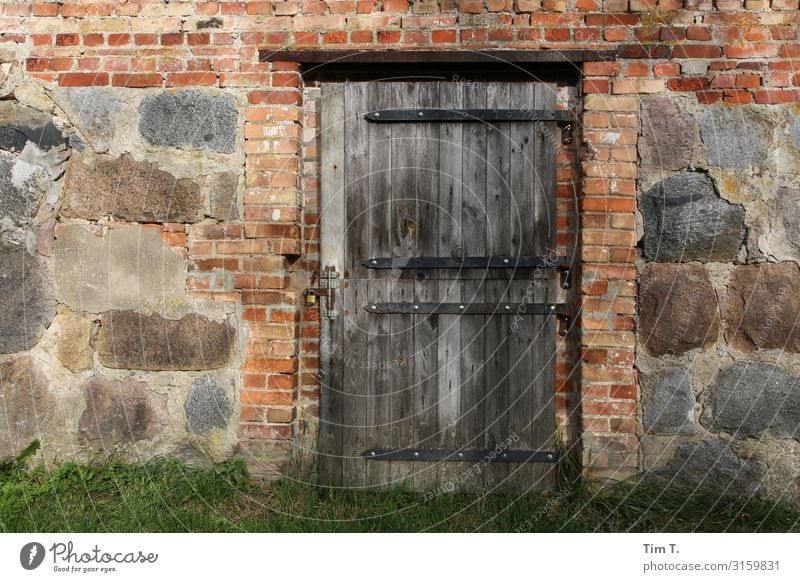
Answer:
[[318, 80, 560, 492]]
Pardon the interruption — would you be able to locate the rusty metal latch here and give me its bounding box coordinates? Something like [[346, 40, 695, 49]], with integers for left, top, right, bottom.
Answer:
[[305, 266, 340, 319]]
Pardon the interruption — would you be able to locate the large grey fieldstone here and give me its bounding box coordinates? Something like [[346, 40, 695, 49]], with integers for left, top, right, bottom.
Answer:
[[0, 150, 41, 227], [185, 375, 233, 435], [639, 96, 695, 172], [0, 101, 67, 153], [138, 90, 237, 154], [56, 306, 93, 372], [779, 187, 800, 249], [78, 377, 167, 445], [208, 171, 239, 221], [54, 224, 187, 315], [0, 241, 55, 354], [50, 88, 119, 153], [790, 113, 800, 151], [657, 440, 764, 497], [699, 106, 772, 169], [724, 262, 800, 353], [640, 172, 746, 263], [638, 263, 720, 357], [61, 153, 204, 223], [0, 356, 50, 459], [97, 311, 235, 371], [703, 362, 800, 439], [642, 366, 696, 435]]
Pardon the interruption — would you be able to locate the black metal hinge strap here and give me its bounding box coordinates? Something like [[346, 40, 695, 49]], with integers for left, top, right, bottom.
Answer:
[[364, 303, 572, 316], [362, 449, 559, 463], [364, 109, 571, 123], [362, 255, 568, 269]]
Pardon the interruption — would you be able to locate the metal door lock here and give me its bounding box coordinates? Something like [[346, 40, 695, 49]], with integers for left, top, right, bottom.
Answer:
[[305, 266, 340, 319]]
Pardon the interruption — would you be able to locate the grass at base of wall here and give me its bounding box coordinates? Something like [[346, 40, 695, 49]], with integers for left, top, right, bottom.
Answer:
[[2, 457, 799, 533]]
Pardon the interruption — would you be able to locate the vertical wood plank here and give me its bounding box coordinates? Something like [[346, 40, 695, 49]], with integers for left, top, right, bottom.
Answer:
[[365, 82, 394, 489], [413, 82, 442, 491], [413, 282, 438, 491], [459, 279, 486, 492], [318, 83, 345, 486], [435, 80, 467, 490], [505, 82, 535, 491], [506, 279, 535, 491], [388, 82, 418, 487], [483, 279, 509, 491], [484, 83, 513, 490], [531, 82, 559, 491], [340, 82, 370, 489], [455, 81, 487, 491]]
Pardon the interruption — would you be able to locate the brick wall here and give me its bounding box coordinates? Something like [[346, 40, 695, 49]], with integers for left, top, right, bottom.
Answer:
[[2, 0, 800, 483]]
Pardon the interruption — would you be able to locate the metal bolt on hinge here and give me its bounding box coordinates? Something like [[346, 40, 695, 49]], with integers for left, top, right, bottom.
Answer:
[[561, 122, 573, 145]]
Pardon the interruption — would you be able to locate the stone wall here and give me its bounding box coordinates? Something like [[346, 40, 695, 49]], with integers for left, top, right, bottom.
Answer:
[[0, 86, 245, 467], [637, 97, 800, 500]]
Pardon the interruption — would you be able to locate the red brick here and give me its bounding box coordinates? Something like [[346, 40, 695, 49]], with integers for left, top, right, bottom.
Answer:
[[377, 30, 401, 43], [161, 33, 184, 46], [653, 63, 680, 77], [604, 28, 628, 42], [55, 33, 80, 47], [753, 89, 799, 104], [248, 90, 300, 105], [575, 28, 602, 42], [672, 44, 721, 59], [47, 58, 72, 72], [166, 72, 217, 86], [135, 34, 158, 45], [294, 31, 319, 45], [59, 73, 109, 87], [383, 0, 409, 10], [696, 90, 723, 104], [735, 74, 762, 88], [351, 30, 373, 43], [623, 62, 649, 77], [112, 73, 162, 87], [220, 2, 247, 15], [723, 90, 754, 104], [83, 33, 103, 46], [32, 2, 58, 16], [323, 31, 347, 44], [686, 26, 712, 41], [583, 79, 609, 93], [782, 45, 800, 58], [618, 44, 671, 59], [241, 389, 294, 406], [667, 77, 710, 92], [108, 33, 131, 46], [582, 401, 637, 416], [711, 74, 736, 89], [545, 29, 571, 42], [432, 30, 457, 43], [244, 357, 299, 374], [583, 61, 621, 76], [247, 1, 274, 14], [725, 43, 780, 59], [772, 27, 797, 41]]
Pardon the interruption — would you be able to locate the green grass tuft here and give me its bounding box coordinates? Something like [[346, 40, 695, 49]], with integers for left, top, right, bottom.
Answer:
[[1, 456, 798, 533]]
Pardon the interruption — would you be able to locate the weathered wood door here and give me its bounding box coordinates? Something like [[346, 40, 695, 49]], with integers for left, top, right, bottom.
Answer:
[[318, 81, 561, 492]]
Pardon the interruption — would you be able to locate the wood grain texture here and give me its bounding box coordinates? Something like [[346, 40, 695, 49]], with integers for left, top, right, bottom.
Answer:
[[321, 80, 559, 491]]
